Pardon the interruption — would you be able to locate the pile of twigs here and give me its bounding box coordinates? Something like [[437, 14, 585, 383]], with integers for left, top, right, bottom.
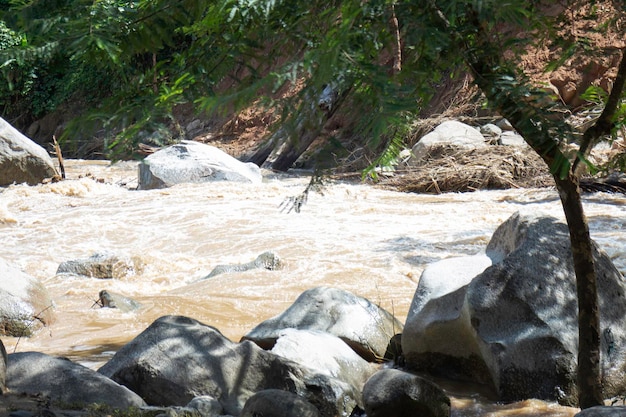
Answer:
[[378, 145, 554, 193]]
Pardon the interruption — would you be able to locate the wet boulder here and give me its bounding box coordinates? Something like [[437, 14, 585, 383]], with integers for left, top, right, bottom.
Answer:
[[241, 389, 321, 417], [402, 212, 626, 405], [0, 258, 54, 337], [57, 252, 143, 279], [138, 140, 262, 190], [200, 251, 283, 280], [362, 368, 450, 417], [243, 287, 403, 362], [0, 117, 58, 186], [98, 315, 359, 417], [7, 352, 146, 409], [97, 290, 142, 312]]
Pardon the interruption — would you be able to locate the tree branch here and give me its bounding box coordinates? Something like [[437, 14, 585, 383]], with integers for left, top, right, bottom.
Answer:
[[389, 3, 402, 74], [573, 47, 626, 173]]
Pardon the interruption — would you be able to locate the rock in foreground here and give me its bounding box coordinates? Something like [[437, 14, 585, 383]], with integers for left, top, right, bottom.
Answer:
[[98, 315, 359, 417], [241, 389, 321, 417], [362, 368, 450, 417], [8, 352, 146, 409], [403, 212, 626, 405]]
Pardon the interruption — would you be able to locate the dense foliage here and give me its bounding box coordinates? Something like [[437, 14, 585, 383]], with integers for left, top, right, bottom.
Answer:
[[1, 1, 623, 167], [0, 0, 463, 160]]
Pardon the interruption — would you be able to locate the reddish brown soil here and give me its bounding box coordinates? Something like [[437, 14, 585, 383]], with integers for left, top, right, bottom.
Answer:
[[196, 1, 626, 163]]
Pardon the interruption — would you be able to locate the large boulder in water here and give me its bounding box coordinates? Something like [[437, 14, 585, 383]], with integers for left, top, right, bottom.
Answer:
[[0, 117, 58, 186], [0, 258, 54, 336], [7, 352, 146, 409], [242, 287, 403, 362], [98, 315, 360, 417], [138, 140, 262, 189], [56, 251, 144, 279], [402, 212, 626, 405]]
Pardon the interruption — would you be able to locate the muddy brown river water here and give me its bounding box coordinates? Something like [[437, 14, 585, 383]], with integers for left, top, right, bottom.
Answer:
[[1, 160, 625, 416]]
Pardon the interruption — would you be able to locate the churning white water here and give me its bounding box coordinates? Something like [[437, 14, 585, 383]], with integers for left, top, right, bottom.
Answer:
[[1, 160, 625, 416]]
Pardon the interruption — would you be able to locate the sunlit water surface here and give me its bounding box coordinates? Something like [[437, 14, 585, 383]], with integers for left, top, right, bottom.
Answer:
[[2, 160, 625, 416]]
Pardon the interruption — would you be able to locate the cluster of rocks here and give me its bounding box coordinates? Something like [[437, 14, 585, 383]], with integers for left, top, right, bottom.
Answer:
[[0, 249, 287, 337], [403, 213, 626, 407], [3, 212, 626, 416], [1, 287, 452, 417]]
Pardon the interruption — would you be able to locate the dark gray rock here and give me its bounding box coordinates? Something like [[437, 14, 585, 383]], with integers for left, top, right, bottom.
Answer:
[[0, 117, 58, 186], [575, 406, 626, 417], [0, 339, 6, 394], [98, 315, 359, 417], [402, 212, 626, 405], [241, 389, 321, 417], [57, 252, 143, 279], [0, 258, 54, 337], [243, 287, 403, 362], [7, 352, 146, 409], [138, 141, 262, 190], [362, 369, 450, 417]]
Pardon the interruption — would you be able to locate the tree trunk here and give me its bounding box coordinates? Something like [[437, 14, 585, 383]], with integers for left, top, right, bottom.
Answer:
[[246, 100, 328, 170], [430, 3, 611, 407], [554, 175, 603, 408], [269, 115, 327, 171], [247, 85, 348, 171], [247, 133, 280, 167]]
